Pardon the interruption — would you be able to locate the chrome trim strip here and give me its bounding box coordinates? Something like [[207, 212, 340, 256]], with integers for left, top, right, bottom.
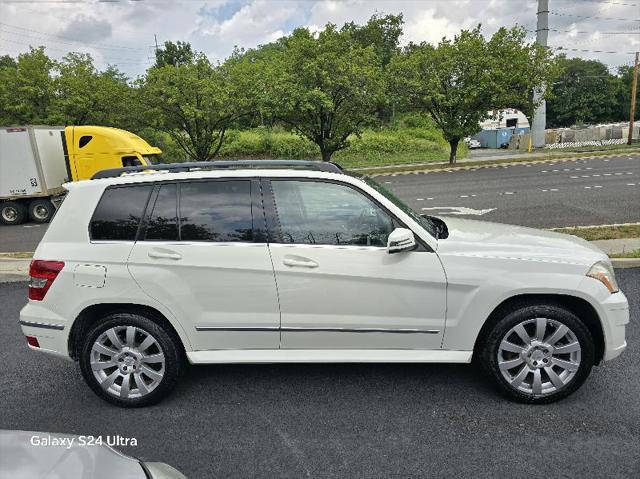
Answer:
[[19, 320, 64, 331], [283, 327, 440, 334], [195, 326, 439, 334], [195, 326, 279, 331]]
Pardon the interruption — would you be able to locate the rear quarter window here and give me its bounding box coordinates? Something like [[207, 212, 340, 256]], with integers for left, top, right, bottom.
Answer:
[[90, 185, 152, 241]]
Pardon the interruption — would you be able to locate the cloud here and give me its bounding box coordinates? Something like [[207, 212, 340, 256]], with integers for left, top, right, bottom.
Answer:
[[57, 15, 112, 44], [0, 0, 637, 77]]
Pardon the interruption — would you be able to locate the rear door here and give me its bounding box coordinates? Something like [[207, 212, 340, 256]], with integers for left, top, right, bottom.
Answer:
[[127, 178, 280, 351]]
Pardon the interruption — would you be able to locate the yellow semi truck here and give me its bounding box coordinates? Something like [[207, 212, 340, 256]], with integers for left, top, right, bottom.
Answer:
[[0, 125, 161, 225]]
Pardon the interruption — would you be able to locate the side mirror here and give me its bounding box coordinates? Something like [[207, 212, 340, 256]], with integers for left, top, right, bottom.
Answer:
[[387, 228, 416, 254]]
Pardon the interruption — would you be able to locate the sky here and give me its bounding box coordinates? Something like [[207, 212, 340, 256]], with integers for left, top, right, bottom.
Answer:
[[0, 0, 639, 78]]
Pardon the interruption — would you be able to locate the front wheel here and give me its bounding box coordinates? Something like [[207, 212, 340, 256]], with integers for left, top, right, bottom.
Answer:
[[79, 313, 183, 407], [480, 304, 595, 404]]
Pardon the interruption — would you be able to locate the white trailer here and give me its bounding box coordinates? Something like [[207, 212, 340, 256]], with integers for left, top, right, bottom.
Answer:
[[0, 126, 68, 225]]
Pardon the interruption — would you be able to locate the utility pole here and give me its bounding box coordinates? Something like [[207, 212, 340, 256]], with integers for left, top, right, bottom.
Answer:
[[532, 0, 549, 148], [154, 34, 159, 56], [627, 51, 639, 145]]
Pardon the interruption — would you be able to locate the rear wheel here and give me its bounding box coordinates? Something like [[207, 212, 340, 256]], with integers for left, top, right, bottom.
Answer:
[[480, 303, 594, 404], [28, 199, 56, 223], [0, 201, 27, 225], [79, 313, 183, 407]]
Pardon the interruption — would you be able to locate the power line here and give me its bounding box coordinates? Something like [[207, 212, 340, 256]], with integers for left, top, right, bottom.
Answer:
[[555, 0, 638, 6], [553, 46, 639, 55], [0, 36, 152, 64], [0, 22, 146, 51], [550, 10, 640, 22]]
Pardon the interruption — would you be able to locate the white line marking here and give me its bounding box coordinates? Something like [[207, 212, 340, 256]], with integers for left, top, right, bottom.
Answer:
[[570, 176, 578, 179], [416, 198, 424, 201], [592, 174, 600, 177], [421, 206, 496, 216], [604, 173, 612, 176], [594, 185, 602, 188], [584, 186, 591, 189], [550, 188, 558, 191], [626, 172, 633, 175], [627, 183, 636, 186], [460, 195, 469, 198]]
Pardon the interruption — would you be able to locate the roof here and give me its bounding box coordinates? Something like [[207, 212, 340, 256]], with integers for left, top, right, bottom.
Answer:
[[65, 164, 351, 191]]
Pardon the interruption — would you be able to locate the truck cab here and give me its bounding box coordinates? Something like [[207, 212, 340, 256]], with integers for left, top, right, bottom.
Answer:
[[63, 126, 161, 181], [0, 125, 161, 225]]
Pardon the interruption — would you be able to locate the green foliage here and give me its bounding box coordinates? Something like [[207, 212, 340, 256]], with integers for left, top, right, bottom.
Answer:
[[49, 53, 133, 126], [141, 50, 252, 161], [216, 117, 461, 168], [0, 47, 54, 124], [257, 25, 387, 161], [154, 41, 194, 68], [391, 26, 558, 164], [547, 56, 621, 127]]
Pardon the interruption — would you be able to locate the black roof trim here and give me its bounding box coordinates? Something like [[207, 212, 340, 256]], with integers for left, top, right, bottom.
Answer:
[[91, 160, 343, 179]]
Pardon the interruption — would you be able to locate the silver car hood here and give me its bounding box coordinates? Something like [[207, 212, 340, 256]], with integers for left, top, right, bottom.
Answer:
[[435, 217, 608, 266]]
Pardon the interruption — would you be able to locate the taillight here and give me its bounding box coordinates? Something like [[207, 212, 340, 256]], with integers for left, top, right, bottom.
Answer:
[[26, 336, 40, 348], [29, 260, 65, 301]]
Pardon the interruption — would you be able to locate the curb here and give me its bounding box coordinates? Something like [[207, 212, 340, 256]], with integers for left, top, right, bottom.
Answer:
[[610, 258, 640, 269], [361, 152, 639, 177]]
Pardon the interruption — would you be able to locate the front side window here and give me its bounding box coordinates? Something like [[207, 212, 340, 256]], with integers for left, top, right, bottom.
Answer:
[[270, 180, 393, 246], [90, 185, 152, 241], [180, 181, 253, 242]]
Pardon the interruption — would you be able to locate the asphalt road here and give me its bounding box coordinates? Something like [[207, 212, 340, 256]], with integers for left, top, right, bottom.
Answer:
[[378, 154, 640, 228], [0, 155, 638, 252], [0, 269, 638, 478]]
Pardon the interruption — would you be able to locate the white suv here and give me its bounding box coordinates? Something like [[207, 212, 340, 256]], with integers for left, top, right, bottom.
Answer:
[[19, 161, 629, 407]]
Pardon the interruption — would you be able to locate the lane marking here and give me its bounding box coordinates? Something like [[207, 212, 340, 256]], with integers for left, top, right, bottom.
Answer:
[[421, 206, 496, 216]]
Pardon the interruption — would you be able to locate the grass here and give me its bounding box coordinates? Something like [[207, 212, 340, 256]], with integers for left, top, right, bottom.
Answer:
[[216, 119, 468, 169], [552, 224, 640, 241], [610, 249, 640, 259], [0, 252, 33, 259]]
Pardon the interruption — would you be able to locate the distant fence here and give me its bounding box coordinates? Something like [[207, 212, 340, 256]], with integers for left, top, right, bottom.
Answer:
[[544, 138, 627, 149]]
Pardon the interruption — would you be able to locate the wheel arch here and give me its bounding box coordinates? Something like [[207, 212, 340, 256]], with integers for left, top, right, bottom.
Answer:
[[472, 293, 604, 365], [68, 303, 188, 360]]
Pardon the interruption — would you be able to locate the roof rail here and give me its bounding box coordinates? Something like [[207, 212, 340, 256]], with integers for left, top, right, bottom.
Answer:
[[91, 160, 343, 180]]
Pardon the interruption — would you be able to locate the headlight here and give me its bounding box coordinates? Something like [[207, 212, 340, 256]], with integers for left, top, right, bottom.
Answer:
[[586, 261, 619, 293]]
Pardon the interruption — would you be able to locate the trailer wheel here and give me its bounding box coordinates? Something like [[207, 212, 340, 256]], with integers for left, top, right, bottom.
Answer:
[[0, 201, 27, 225], [29, 199, 56, 223]]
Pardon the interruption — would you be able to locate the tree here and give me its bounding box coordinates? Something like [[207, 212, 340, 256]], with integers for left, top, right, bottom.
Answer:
[[263, 25, 386, 162], [47, 53, 134, 127], [0, 47, 54, 125], [547, 56, 619, 127], [154, 41, 194, 68], [617, 64, 640, 123], [141, 52, 249, 161], [391, 26, 557, 163]]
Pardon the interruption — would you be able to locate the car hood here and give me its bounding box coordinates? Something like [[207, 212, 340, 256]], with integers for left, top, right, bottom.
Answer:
[[435, 217, 608, 267]]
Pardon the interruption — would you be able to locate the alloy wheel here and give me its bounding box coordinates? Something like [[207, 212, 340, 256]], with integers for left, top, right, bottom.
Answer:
[[497, 317, 581, 396], [90, 326, 166, 399]]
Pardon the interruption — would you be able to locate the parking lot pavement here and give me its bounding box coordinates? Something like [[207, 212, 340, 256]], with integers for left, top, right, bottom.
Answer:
[[0, 270, 639, 479]]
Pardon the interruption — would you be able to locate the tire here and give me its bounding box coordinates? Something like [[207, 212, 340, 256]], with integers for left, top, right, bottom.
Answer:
[[79, 313, 184, 407], [479, 303, 594, 404], [0, 201, 27, 225], [28, 199, 56, 223]]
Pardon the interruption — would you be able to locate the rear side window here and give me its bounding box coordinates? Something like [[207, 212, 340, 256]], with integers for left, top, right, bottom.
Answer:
[[180, 181, 253, 242], [145, 184, 179, 241], [90, 185, 152, 241]]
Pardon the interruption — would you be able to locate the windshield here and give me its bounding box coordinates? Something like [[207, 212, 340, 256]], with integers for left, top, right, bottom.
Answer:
[[360, 175, 438, 238]]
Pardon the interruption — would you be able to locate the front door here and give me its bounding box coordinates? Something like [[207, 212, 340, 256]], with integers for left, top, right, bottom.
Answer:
[[128, 179, 280, 351], [264, 179, 447, 350]]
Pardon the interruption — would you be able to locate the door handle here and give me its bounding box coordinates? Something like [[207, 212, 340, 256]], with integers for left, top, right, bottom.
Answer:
[[148, 250, 182, 260], [283, 256, 318, 268]]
